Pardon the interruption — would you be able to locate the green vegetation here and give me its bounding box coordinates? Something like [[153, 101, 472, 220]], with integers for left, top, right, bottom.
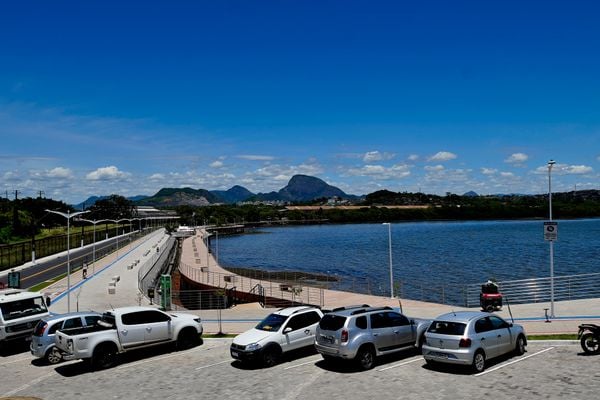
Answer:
[[528, 334, 578, 341]]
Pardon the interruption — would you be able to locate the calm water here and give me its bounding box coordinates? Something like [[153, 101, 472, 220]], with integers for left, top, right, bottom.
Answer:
[[215, 219, 600, 300]]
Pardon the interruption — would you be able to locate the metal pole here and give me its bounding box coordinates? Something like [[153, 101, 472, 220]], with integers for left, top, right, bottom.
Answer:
[[548, 159, 555, 318], [67, 213, 71, 312], [92, 221, 96, 275], [383, 222, 394, 298]]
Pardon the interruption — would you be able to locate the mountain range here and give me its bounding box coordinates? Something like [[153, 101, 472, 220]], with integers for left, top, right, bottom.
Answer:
[[74, 175, 357, 208]]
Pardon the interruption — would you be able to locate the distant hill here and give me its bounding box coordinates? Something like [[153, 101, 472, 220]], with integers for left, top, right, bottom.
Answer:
[[252, 175, 356, 203], [210, 185, 255, 203], [136, 187, 221, 207], [73, 195, 148, 210], [463, 191, 479, 197]]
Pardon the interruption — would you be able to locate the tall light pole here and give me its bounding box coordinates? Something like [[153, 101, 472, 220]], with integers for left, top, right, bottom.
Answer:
[[75, 218, 110, 275], [382, 222, 394, 298], [45, 209, 89, 312], [548, 159, 556, 318]]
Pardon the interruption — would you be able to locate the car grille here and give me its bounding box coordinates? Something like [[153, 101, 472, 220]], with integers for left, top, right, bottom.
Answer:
[[5, 319, 41, 333], [230, 343, 246, 351]]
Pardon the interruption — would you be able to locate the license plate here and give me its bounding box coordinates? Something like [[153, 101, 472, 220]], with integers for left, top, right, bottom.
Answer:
[[320, 335, 334, 344], [429, 351, 449, 359]]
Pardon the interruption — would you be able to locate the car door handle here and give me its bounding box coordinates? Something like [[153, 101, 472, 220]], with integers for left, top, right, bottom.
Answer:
[[393, 330, 399, 334], [480, 337, 485, 341], [304, 329, 311, 335], [497, 335, 502, 338], [146, 327, 152, 332], [373, 333, 379, 337], [121, 330, 128, 335]]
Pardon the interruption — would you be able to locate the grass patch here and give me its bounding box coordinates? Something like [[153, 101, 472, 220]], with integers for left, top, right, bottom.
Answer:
[[27, 272, 69, 292], [528, 334, 578, 341]]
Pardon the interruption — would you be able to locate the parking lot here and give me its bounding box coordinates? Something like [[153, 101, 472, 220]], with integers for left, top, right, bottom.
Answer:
[[0, 340, 597, 400]]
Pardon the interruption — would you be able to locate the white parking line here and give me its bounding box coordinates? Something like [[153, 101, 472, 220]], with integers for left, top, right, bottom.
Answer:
[[195, 359, 231, 370], [377, 357, 424, 371], [283, 356, 322, 370], [3, 371, 54, 397], [475, 347, 555, 377], [0, 357, 32, 366]]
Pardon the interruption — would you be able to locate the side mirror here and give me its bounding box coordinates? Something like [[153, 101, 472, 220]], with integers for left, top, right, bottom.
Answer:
[[283, 327, 292, 334], [508, 323, 513, 328]]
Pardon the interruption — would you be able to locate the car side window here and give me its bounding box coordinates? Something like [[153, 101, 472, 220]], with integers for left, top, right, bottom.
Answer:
[[488, 316, 508, 330], [304, 311, 321, 327], [355, 316, 367, 330], [388, 312, 409, 327], [140, 310, 171, 323], [48, 322, 61, 334], [285, 315, 303, 331], [122, 312, 143, 325], [474, 317, 492, 333], [63, 317, 84, 330], [370, 312, 388, 329], [85, 315, 101, 326]]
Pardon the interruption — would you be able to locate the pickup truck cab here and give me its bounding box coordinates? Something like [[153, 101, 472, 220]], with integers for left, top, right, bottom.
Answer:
[[55, 306, 202, 369]]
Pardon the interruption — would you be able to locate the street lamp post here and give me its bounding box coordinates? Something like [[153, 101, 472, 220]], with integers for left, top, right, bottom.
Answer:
[[76, 218, 110, 275], [382, 222, 394, 298], [548, 159, 556, 318], [45, 209, 89, 312]]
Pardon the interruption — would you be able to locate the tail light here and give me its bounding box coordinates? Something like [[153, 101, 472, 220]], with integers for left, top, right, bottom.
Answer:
[[33, 322, 48, 337], [459, 338, 472, 348], [340, 329, 349, 343]]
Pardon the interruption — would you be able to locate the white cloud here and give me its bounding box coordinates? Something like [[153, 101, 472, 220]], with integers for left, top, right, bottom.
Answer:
[[427, 151, 457, 162], [534, 163, 594, 175], [500, 172, 515, 177], [149, 173, 165, 181], [46, 167, 73, 179], [86, 166, 130, 181], [407, 154, 419, 161], [424, 165, 444, 172], [505, 153, 528, 165], [210, 160, 224, 168], [481, 168, 497, 175], [236, 155, 275, 161], [362, 151, 395, 163], [564, 165, 593, 175], [346, 164, 411, 180]]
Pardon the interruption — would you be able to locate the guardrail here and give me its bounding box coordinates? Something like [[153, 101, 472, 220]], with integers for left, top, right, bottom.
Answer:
[[465, 272, 600, 307], [179, 262, 324, 307]]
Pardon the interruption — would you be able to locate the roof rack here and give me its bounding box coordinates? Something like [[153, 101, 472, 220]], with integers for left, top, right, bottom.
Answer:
[[331, 304, 371, 313], [350, 306, 393, 315]]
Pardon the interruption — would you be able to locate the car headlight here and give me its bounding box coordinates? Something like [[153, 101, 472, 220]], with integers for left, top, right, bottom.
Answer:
[[245, 343, 261, 352]]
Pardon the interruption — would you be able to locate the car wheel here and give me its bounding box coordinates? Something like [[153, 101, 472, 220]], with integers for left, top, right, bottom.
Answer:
[[472, 350, 486, 373], [177, 328, 199, 350], [92, 344, 117, 370], [515, 335, 526, 356], [45, 347, 63, 365], [261, 345, 281, 368], [356, 346, 375, 370]]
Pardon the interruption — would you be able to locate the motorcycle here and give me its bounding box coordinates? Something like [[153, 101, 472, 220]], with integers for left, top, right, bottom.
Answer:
[[577, 324, 600, 355]]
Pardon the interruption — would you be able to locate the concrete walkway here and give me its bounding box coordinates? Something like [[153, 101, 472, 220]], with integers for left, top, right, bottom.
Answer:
[[35, 226, 600, 335]]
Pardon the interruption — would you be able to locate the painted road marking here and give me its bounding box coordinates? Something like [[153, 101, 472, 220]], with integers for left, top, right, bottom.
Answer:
[[195, 359, 231, 370], [3, 371, 54, 397], [283, 356, 322, 370], [378, 356, 423, 371], [116, 344, 214, 370], [475, 347, 555, 377]]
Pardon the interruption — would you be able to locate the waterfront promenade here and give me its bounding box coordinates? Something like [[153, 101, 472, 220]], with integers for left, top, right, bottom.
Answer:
[[37, 227, 600, 335]]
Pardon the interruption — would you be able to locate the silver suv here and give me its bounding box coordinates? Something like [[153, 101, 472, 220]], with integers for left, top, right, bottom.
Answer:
[[315, 305, 431, 370], [30, 311, 101, 364]]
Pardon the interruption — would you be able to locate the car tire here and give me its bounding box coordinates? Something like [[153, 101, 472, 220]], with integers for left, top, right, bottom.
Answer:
[[472, 350, 486, 373], [515, 335, 526, 356], [92, 344, 118, 370], [580, 333, 600, 355], [45, 347, 62, 365], [177, 328, 199, 350], [356, 345, 375, 370], [261, 345, 281, 368]]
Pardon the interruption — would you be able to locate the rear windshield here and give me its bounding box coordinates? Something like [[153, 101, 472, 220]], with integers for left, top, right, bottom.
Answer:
[[319, 315, 347, 331], [427, 320, 466, 336]]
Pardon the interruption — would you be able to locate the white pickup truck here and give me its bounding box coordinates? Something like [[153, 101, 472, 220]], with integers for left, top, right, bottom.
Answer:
[[54, 306, 203, 369]]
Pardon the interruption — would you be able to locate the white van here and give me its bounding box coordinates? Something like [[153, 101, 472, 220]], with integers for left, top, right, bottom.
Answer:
[[0, 289, 50, 347]]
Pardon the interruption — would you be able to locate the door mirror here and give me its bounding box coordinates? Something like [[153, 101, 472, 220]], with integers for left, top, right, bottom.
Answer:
[[283, 327, 292, 334]]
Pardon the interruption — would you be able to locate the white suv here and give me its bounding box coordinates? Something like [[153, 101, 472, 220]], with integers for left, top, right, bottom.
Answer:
[[230, 306, 324, 367]]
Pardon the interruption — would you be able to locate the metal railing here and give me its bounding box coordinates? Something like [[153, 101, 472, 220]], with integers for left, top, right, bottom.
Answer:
[[465, 272, 600, 307], [179, 262, 324, 307], [138, 234, 176, 296]]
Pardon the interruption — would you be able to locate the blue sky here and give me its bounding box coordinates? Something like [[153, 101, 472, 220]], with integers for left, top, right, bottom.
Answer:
[[1, 1, 599, 203]]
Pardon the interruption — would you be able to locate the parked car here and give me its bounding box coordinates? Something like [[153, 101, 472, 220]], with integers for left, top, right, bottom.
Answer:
[[315, 305, 431, 370], [54, 306, 203, 369], [230, 306, 324, 367], [422, 311, 527, 373], [30, 311, 102, 364]]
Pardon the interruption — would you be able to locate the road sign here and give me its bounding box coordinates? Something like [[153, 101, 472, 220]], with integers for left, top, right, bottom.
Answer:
[[544, 222, 558, 241]]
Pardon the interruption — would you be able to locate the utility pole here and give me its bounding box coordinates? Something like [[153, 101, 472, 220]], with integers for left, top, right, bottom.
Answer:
[[38, 190, 45, 198]]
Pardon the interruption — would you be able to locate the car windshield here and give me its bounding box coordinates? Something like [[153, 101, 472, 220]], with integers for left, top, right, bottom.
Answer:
[[319, 314, 347, 331], [255, 313, 287, 332], [0, 296, 48, 321], [427, 320, 467, 336]]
